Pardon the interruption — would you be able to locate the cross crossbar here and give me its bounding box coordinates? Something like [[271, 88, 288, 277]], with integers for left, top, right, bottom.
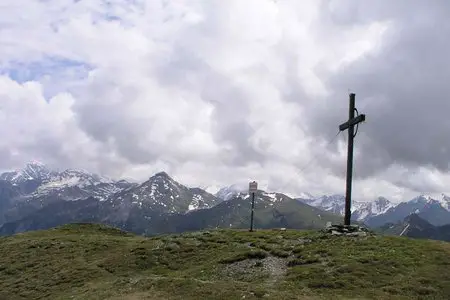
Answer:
[[339, 114, 366, 131]]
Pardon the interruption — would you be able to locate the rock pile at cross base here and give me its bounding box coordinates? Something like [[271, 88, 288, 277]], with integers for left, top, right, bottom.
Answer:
[[322, 224, 372, 237]]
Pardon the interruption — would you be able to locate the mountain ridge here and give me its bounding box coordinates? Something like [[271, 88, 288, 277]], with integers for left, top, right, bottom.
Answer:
[[2, 162, 450, 237], [298, 193, 450, 227], [378, 213, 450, 242]]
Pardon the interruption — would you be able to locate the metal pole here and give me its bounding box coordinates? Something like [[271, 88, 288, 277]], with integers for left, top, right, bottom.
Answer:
[[344, 93, 355, 226]]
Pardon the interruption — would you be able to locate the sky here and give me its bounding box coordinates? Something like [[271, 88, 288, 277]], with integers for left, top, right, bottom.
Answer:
[[0, 0, 449, 202]]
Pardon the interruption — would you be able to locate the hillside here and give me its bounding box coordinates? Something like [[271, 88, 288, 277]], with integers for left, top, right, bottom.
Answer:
[[379, 214, 450, 242], [142, 192, 343, 235], [1, 224, 450, 299]]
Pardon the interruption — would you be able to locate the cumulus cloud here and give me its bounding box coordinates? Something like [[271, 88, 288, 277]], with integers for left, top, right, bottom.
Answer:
[[0, 0, 449, 202]]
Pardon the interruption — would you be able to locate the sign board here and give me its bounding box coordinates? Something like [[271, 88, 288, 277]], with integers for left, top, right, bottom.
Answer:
[[249, 181, 258, 193]]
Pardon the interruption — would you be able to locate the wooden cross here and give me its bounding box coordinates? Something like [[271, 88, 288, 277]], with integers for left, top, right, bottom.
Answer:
[[338, 93, 366, 226]]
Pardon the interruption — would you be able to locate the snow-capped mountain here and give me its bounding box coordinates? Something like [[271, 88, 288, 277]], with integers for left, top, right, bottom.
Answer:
[[109, 172, 222, 214], [432, 194, 450, 211], [33, 168, 128, 201], [367, 194, 450, 227], [297, 194, 395, 222], [299, 194, 346, 216], [297, 193, 450, 226], [0, 161, 52, 185], [0, 162, 53, 194], [0, 162, 131, 201], [351, 197, 395, 221], [214, 184, 302, 208], [0, 162, 135, 227]]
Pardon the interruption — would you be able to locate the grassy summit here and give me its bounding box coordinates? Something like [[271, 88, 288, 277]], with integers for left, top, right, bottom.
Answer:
[[1, 224, 450, 299]]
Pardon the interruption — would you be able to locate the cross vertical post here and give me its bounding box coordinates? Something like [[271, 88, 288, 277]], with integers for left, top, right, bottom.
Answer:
[[344, 94, 355, 226], [338, 93, 365, 226]]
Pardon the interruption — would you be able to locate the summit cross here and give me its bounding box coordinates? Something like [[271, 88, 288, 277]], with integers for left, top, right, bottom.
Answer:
[[338, 93, 366, 226]]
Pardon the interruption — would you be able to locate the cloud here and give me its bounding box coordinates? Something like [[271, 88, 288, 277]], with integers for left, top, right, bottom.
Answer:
[[0, 0, 449, 201], [307, 0, 450, 175]]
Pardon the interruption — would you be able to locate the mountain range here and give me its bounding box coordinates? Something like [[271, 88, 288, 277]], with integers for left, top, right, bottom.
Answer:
[[0, 162, 341, 235], [1, 162, 450, 240], [296, 194, 450, 228]]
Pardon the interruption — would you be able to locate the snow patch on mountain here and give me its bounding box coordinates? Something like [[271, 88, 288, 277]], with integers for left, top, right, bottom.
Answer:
[[215, 184, 247, 201], [37, 169, 112, 191], [262, 192, 283, 203], [299, 194, 346, 215], [188, 194, 204, 211], [296, 192, 315, 200], [297, 194, 395, 222], [438, 194, 450, 211], [351, 197, 396, 221]]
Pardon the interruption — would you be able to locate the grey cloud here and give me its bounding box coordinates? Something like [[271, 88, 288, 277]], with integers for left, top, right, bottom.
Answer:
[[392, 177, 442, 195], [307, 0, 450, 180], [70, 71, 167, 166]]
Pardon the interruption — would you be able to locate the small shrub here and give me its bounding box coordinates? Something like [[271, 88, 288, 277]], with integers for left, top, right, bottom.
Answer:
[[292, 247, 303, 254], [257, 243, 273, 252], [270, 249, 290, 258], [307, 279, 345, 289], [282, 245, 293, 251], [356, 257, 371, 264], [382, 286, 401, 295], [254, 261, 263, 267], [245, 250, 268, 260], [413, 286, 437, 296], [315, 249, 330, 257], [251, 288, 267, 298], [287, 257, 320, 267]]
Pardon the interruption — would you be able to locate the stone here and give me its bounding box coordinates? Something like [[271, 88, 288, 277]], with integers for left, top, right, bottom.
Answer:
[[298, 238, 312, 244], [321, 223, 373, 237], [347, 232, 367, 237]]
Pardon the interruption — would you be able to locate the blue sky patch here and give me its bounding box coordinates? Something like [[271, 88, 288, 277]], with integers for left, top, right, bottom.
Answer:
[[2, 56, 93, 83]]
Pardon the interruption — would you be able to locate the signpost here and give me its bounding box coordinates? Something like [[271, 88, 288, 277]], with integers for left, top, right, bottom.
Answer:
[[249, 181, 258, 232]]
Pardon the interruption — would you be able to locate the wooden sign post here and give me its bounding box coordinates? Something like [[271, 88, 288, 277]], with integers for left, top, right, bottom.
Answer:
[[249, 181, 258, 232]]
